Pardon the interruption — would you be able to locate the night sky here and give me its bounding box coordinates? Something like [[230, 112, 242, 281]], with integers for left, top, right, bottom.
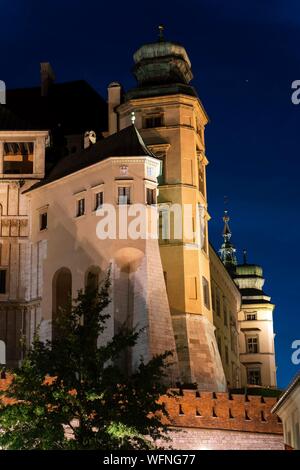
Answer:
[[1, 0, 299, 388]]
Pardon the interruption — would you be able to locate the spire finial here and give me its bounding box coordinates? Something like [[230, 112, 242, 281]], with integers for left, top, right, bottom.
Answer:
[[131, 111, 136, 125], [243, 249, 248, 265], [219, 207, 237, 271], [158, 24, 165, 42]]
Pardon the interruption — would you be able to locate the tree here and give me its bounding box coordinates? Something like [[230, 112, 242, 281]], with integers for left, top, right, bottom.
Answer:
[[0, 272, 173, 450]]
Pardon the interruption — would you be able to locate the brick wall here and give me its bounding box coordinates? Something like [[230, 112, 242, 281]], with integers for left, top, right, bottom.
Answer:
[[163, 428, 284, 450], [0, 378, 284, 450], [162, 389, 282, 434]]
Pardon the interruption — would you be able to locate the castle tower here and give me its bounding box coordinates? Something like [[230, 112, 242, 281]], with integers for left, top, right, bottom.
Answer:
[[234, 254, 277, 388], [115, 30, 226, 390], [218, 211, 277, 388]]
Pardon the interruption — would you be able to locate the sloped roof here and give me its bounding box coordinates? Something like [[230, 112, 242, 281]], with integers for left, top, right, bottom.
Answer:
[[24, 125, 158, 193], [6, 80, 107, 135]]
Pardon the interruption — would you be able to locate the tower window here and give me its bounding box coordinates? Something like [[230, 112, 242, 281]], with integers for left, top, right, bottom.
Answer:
[[118, 187, 131, 205], [95, 191, 103, 210], [146, 188, 156, 205], [246, 336, 259, 354], [0, 270, 7, 294], [247, 367, 261, 385], [246, 313, 257, 321], [202, 276, 210, 309], [40, 212, 48, 231], [144, 115, 163, 129], [76, 198, 85, 217]]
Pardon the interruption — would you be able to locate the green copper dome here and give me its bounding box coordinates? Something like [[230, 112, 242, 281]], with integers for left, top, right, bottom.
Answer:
[[133, 41, 193, 86]]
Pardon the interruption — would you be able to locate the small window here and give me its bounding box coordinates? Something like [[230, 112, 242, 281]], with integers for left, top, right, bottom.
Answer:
[[95, 191, 103, 210], [247, 367, 261, 385], [246, 336, 259, 354], [40, 212, 48, 231], [144, 115, 163, 129], [77, 198, 85, 217], [118, 187, 131, 205], [202, 276, 210, 309], [224, 303, 228, 326], [246, 313, 257, 321], [146, 188, 156, 205], [0, 270, 6, 294], [225, 345, 229, 365], [216, 291, 221, 317]]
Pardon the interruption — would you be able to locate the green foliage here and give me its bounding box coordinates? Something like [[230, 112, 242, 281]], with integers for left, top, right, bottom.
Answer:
[[0, 271, 173, 450]]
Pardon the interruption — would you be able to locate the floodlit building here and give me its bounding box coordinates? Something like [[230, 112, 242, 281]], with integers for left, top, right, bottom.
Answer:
[[0, 32, 277, 391]]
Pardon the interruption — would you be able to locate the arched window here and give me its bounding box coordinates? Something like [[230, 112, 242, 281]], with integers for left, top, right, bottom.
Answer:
[[85, 266, 101, 293], [52, 268, 72, 339]]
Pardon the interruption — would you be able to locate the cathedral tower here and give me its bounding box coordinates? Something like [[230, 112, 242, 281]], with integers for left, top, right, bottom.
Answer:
[[218, 212, 277, 388], [115, 30, 226, 390]]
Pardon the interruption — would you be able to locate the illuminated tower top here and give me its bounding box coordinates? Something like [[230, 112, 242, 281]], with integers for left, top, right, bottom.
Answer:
[[219, 210, 237, 270]]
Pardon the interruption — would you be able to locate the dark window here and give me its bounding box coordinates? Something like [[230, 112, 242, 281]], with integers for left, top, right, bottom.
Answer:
[[225, 345, 229, 364], [202, 276, 210, 309], [40, 212, 47, 231], [216, 291, 221, 317], [95, 192, 103, 210], [0, 270, 6, 294], [145, 115, 163, 128], [3, 142, 34, 175], [118, 187, 131, 205], [246, 336, 259, 353], [246, 313, 257, 321], [224, 304, 228, 326], [77, 198, 85, 217], [247, 368, 261, 385], [146, 188, 156, 205]]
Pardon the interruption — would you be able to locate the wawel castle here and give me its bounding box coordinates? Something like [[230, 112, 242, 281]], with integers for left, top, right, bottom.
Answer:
[[0, 34, 277, 392]]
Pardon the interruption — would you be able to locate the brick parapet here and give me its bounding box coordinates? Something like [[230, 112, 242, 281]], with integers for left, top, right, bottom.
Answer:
[[162, 389, 282, 435]]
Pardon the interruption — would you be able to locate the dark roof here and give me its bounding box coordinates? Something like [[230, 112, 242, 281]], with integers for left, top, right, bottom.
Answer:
[[240, 288, 268, 297], [24, 125, 157, 192], [0, 104, 38, 131], [6, 80, 107, 135]]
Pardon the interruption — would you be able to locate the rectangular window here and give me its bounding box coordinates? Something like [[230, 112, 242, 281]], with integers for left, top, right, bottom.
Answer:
[[202, 276, 210, 309], [247, 367, 261, 386], [3, 142, 34, 175], [225, 345, 229, 365], [77, 198, 85, 217], [95, 191, 103, 210], [216, 291, 221, 317], [40, 212, 48, 231], [0, 270, 6, 294], [146, 188, 156, 205], [246, 313, 257, 321], [246, 336, 259, 354], [118, 187, 131, 205], [224, 303, 228, 326], [145, 115, 163, 129]]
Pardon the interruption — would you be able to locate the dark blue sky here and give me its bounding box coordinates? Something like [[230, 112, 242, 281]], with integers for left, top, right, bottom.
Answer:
[[1, 0, 299, 388]]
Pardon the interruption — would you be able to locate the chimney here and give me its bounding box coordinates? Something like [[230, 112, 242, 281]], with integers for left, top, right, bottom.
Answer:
[[108, 82, 122, 135], [40, 62, 55, 97]]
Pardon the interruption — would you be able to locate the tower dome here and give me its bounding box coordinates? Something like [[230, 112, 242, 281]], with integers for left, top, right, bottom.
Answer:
[[133, 41, 193, 86]]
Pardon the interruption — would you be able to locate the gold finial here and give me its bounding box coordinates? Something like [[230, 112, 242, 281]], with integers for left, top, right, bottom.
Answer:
[[158, 24, 165, 42]]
